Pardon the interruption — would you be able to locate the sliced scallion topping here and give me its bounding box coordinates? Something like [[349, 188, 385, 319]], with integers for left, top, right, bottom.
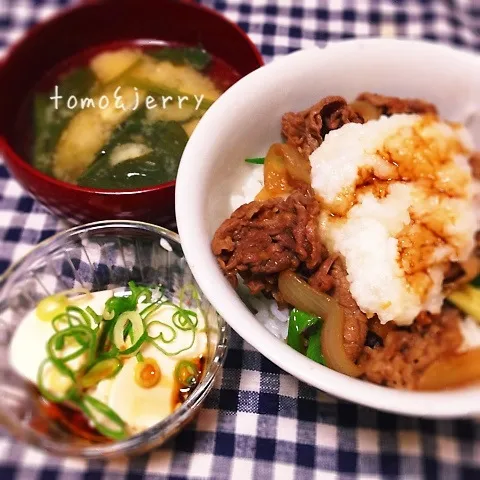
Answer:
[[172, 309, 198, 331], [146, 320, 176, 343], [245, 157, 265, 164], [80, 358, 122, 389], [147, 310, 197, 357], [46, 326, 94, 379], [113, 311, 145, 353], [37, 358, 75, 403], [35, 281, 204, 441], [36, 294, 69, 322], [175, 360, 199, 388], [78, 395, 127, 440], [119, 331, 148, 356], [66, 306, 92, 327], [140, 297, 167, 320], [128, 281, 152, 304], [86, 306, 102, 325], [103, 308, 115, 321]]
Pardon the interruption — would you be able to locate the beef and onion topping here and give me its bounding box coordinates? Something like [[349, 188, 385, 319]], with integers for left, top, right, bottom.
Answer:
[[212, 92, 480, 390]]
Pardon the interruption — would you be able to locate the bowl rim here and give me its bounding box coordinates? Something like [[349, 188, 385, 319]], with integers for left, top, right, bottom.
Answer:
[[176, 37, 480, 419], [0, 0, 264, 196], [0, 220, 230, 457]]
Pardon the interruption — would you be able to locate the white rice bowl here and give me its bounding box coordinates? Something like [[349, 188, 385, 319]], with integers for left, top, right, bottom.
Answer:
[[176, 39, 480, 417]]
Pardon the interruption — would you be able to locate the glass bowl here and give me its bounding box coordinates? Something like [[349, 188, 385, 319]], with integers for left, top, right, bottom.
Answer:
[[0, 220, 229, 457]]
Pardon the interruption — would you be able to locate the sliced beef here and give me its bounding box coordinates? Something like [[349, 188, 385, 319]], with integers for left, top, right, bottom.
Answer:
[[308, 254, 337, 292], [360, 307, 463, 389], [281, 92, 438, 158], [213, 190, 370, 363], [211, 189, 324, 302], [281, 96, 363, 156], [366, 316, 396, 341], [355, 92, 438, 116], [469, 152, 480, 180], [329, 260, 368, 362]]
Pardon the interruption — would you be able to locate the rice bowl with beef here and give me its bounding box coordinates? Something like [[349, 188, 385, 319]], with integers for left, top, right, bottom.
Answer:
[[211, 92, 480, 391], [176, 40, 480, 417]]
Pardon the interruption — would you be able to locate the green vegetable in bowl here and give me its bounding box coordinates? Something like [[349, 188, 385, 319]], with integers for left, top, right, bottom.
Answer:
[[287, 308, 326, 365], [30, 45, 223, 189], [77, 110, 189, 189], [148, 47, 211, 71], [305, 325, 326, 365], [448, 284, 480, 323], [245, 157, 265, 164]]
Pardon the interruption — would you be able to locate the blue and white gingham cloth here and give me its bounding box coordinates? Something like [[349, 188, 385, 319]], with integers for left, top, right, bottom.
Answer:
[[1, 1, 479, 478]]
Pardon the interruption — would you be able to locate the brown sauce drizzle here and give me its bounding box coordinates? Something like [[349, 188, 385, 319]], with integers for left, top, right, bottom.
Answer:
[[319, 115, 473, 300], [29, 355, 208, 444], [30, 394, 108, 444]]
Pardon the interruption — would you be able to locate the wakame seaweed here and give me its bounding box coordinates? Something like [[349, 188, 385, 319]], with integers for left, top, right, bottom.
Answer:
[[147, 47, 211, 71], [77, 109, 188, 189], [30, 45, 219, 189]]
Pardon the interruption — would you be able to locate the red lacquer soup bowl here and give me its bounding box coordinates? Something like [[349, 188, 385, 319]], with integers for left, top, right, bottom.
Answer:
[[0, 0, 263, 225]]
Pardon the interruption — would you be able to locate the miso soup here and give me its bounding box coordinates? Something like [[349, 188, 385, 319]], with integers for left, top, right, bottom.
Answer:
[[30, 42, 239, 189]]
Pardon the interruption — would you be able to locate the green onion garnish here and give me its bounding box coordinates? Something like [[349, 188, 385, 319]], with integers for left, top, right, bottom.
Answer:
[[86, 306, 102, 324], [37, 358, 75, 403], [305, 325, 326, 366], [140, 298, 166, 320], [80, 358, 122, 389], [78, 395, 127, 440], [172, 309, 198, 331], [245, 157, 265, 164], [146, 320, 176, 343], [113, 311, 146, 354], [286, 308, 319, 353], [36, 281, 204, 441], [286, 308, 326, 366], [175, 360, 199, 388], [147, 306, 198, 356]]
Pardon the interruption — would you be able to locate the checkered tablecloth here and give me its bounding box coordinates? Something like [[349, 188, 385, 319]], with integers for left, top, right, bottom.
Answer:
[[1, 1, 480, 478]]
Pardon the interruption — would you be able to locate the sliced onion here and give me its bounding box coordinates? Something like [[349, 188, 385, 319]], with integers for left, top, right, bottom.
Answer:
[[113, 311, 145, 353], [278, 143, 311, 184], [278, 271, 362, 377], [264, 143, 292, 196], [254, 187, 272, 201], [417, 348, 480, 390], [349, 100, 381, 121]]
